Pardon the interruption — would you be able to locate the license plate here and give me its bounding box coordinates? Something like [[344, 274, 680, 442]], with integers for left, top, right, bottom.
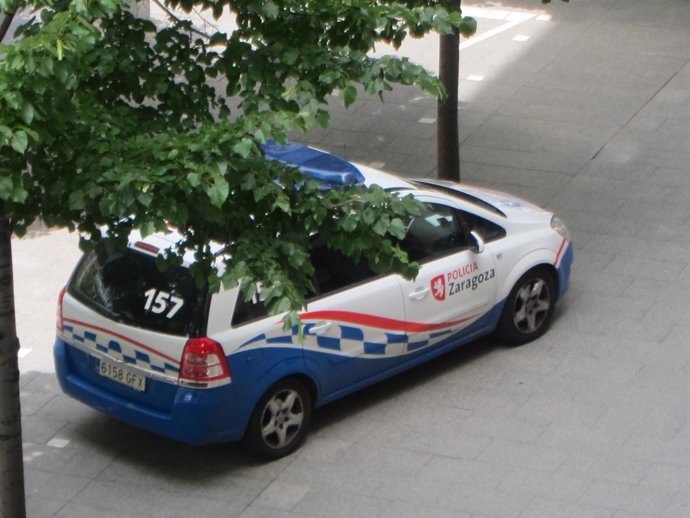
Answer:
[[96, 359, 147, 392]]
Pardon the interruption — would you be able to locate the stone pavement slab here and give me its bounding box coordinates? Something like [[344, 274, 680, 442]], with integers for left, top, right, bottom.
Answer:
[[16, 0, 690, 517]]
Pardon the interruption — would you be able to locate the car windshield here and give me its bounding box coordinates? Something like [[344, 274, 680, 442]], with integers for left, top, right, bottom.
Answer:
[[69, 245, 207, 336], [410, 180, 507, 217]]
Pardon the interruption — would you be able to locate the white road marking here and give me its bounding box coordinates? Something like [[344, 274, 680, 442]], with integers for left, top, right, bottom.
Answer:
[[460, 12, 536, 51], [47, 437, 70, 448]]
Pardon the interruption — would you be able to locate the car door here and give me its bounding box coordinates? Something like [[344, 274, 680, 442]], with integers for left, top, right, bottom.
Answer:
[[225, 237, 407, 400], [299, 238, 407, 397], [397, 198, 498, 356]]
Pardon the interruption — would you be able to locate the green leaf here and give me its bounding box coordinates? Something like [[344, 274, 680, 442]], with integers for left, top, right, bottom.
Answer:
[[0, 176, 13, 200], [342, 218, 357, 232], [207, 175, 229, 208], [459, 17, 478, 38], [272, 195, 291, 214], [388, 217, 407, 239], [11, 131, 28, 154], [216, 161, 228, 176], [271, 296, 293, 314], [12, 184, 28, 204], [315, 109, 330, 128], [187, 172, 201, 187], [262, 1, 279, 19], [283, 311, 301, 332], [68, 191, 86, 210], [21, 103, 35, 124], [341, 85, 358, 108], [233, 138, 254, 159]]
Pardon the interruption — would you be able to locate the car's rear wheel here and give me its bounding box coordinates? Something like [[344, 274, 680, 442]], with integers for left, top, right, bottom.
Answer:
[[244, 378, 311, 460], [497, 267, 555, 345]]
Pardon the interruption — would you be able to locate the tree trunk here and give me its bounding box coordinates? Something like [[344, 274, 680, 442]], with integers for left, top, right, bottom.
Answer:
[[0, 203, 26, 518], [0, 10, 16, 43], [437, 0, 461, 182]]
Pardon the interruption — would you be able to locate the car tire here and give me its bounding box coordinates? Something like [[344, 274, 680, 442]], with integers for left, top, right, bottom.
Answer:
[[244, 378, 312, 461], [497, 267, 556, 346]]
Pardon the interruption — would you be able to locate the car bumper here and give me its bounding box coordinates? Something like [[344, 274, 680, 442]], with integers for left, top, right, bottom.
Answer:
[[54, 338, 246, 445], [556, 242, 574, 299]]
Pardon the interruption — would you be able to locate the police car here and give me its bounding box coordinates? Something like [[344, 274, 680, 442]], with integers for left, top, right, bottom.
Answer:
[[54, 143, 573, 459]]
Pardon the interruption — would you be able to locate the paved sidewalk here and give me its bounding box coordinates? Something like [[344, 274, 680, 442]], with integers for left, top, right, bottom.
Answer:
[[18, 0, 690, 516]]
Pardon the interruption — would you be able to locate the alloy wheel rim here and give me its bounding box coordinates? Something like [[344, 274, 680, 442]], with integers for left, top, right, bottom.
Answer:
[[513, 278, 551, 334], [260, 389, 305, 449]]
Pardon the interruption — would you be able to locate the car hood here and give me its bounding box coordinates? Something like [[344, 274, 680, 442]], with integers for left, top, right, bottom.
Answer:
[[458, 185, 545, 215]]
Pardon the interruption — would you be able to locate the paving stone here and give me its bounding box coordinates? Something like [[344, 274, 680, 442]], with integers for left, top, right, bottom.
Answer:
[[439, 483, 534, 518], [477, 438, 570, 472], [500, 467, 591, 502], [518, 497, 615, 518], [377, 500, 469, 518], [559, 452, 651, 486], [516, 396, 604, 428], [538, 422, 629, 458], [25, 496, 69, 518], [25, 468, 91, 501], [237, 503, 306, 518], [290, 489, 383, 518], [54, 503, 151, 518], [580, 481, 675, 516], [661, 491, 690, 518], [73, 480, 252, 518], [399, 428, 492, 460], [254, 481, 310, 511]]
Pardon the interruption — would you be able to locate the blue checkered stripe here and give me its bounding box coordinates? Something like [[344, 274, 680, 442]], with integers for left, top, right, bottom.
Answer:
[[63, 324, 180, 376], [240, 322, 467, 358]]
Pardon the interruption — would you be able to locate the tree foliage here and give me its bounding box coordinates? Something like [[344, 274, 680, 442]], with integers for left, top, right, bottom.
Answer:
[[0, 0, 474, 322]]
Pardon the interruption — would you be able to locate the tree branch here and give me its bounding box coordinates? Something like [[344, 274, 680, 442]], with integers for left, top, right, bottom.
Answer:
[[149, 0, 211, 40]]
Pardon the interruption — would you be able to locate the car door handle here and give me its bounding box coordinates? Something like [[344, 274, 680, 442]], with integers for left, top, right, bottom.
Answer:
[[308, 321, 332, 335], [408, 287, 430, 301]]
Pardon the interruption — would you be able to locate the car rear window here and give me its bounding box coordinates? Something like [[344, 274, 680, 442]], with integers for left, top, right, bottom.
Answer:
[[69, 245, 207, 336]]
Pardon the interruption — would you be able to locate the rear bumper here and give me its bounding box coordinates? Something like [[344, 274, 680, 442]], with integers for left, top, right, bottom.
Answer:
[[54, 338, 246, 445]]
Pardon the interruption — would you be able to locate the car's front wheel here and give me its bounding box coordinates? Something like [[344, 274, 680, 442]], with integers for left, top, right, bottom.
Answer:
[[244, 378, 312, 460], [497, 267, 555, 345]]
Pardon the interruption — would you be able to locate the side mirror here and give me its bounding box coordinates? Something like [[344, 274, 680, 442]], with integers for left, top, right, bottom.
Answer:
[[469, 230, 485, 254]]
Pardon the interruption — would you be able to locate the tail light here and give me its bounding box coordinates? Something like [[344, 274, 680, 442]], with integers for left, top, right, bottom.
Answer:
[[57, 288, 66, 333], [179, 337, 231, 388]]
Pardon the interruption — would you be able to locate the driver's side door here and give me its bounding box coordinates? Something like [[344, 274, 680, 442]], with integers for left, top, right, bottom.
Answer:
[[397, 199, 498, 354]]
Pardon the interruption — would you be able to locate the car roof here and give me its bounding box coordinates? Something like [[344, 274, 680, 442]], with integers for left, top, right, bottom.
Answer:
[[354, 163, 418, 191]]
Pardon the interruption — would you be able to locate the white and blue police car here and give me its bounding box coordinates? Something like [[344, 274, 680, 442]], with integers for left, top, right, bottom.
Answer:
[[54, 143, 573, 459]]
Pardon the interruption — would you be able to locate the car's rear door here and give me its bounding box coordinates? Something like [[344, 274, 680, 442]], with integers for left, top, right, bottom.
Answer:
[[299, 239, 407, 398], [225, 239, 407, 400]]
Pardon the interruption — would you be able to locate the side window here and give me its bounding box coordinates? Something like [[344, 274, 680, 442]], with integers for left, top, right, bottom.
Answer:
[[231, 292, 267, 327], [462, 211, 506, 242], [231, 237, 377, 326], [309, 237, 376, 298], [400, 203, 469, 263]]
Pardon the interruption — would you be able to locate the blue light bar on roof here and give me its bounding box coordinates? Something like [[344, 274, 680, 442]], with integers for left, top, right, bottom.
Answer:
[[261, 141, 365, 189]]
